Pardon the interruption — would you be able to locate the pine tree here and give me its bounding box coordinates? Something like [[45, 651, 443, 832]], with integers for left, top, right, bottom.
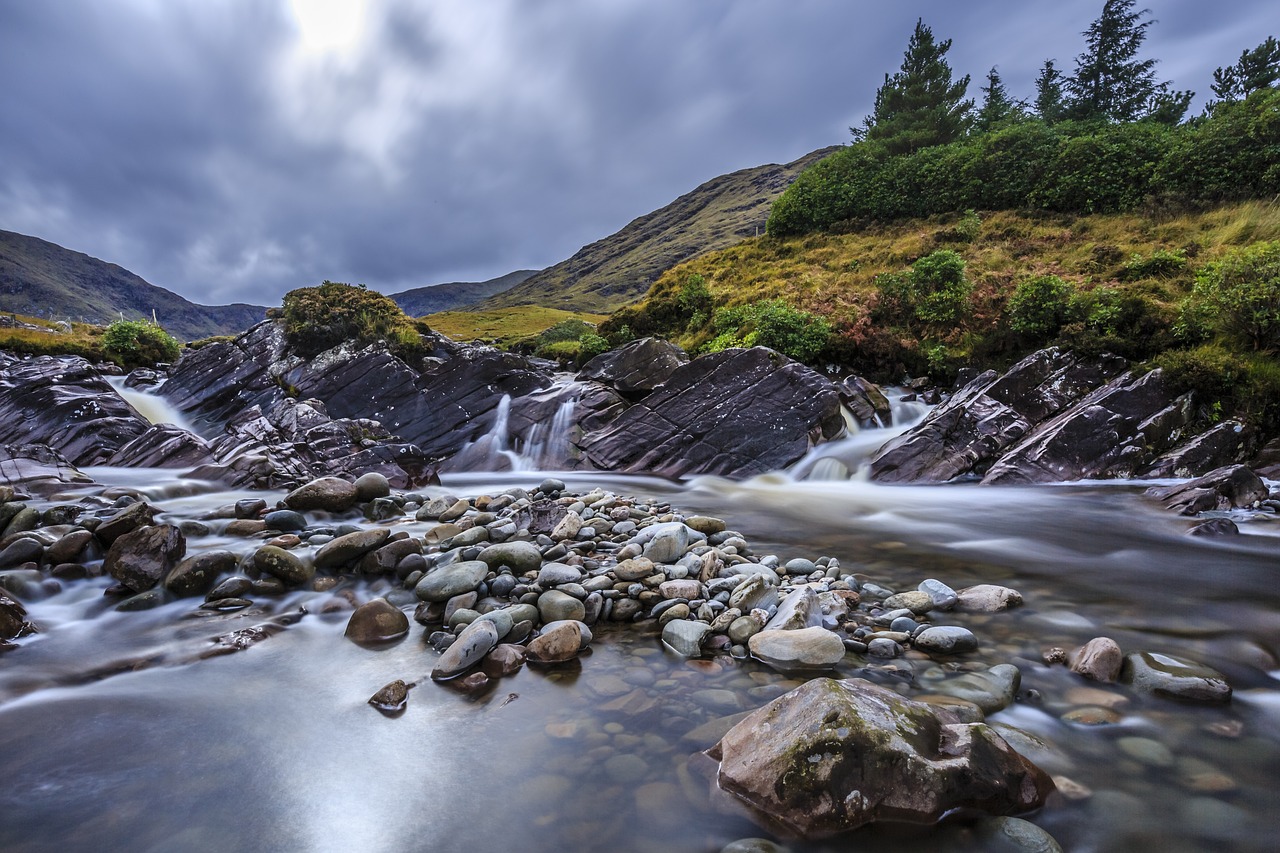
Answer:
[[1065, 0, 1185, 122], [1212, 37, 1280, 102], [1034, 60, 1066, 122], [853, 18, 973, 155], [976, 66, 1022, 130]]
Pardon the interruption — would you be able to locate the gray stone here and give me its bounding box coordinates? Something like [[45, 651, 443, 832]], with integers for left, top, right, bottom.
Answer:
[[432, 619, 499, 680], [414, 560, 489, 602], [914, 626, 979, 655], [979, 817, 1064, 853], [883, 590, 934, 615], [729, 573, 778, 612], [931, 664, 1021, 714], [1121, 651, 1231, 703], [1070, 637, 1123, 682], [263, 509, 307, 532], [918, 578, 958, 610], [353, 471, 392, 502], [764, 586, 821, 631], [478, 541, 543, 574], [749, 627, 846, 670], [284, 476, 359, 513], [955, 584, 1023, 612], [253, 545, 313, 586], [314, 527, 390, 570], [636, 522, 697, 563], [537, 562, 583, 586], [538, 589, 586, 623], [662, 619, 712, 657]]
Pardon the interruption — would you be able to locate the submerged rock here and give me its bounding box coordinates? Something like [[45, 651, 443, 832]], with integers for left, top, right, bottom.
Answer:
[[1122, 651, 1232, 704], [345, 598, 410, 646], [708, 678, 1055, 837]]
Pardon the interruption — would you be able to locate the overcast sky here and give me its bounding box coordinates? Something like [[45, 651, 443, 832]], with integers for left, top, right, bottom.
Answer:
[[0, 0, 1273, 307]]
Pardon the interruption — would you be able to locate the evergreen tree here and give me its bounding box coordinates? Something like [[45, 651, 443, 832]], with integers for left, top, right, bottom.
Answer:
[[853, 18, 973, 155], [1212, 37, 1280, 102], [976, 66, 1022, 130], [1035, 59, 1066, 122], [1065, 0, 1187, 122]]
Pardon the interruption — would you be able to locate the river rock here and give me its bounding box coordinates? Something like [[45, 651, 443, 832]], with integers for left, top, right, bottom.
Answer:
[[95, 500, 157, 547], [284, 477, 359, 513], [538, 589, 586, 623], [253, 545, 313, 586], [164, 550, 237, 597], [432, 619, 499, 680], [314, 527, 390, 570], [0, 538, 42, 569], [537, 562, 583, 586], [414, 561, 489, 603], [662, 619, 712, 657], [479, 541, 543, 574], [660, 579, 702, 600], [1121, 651, 1232, 703], [345, 598, 410, 645], [0, 444, 94, 495], [764, 586, 821, 631], [708, 677, 1055, 836], [1070, 637, 1123, 682], [368, 679, 410, 714], [526, 620, 583, 663], [0, 592, 33, 640], [918, 578, 958, 610], [482, 643, 527, 677], [104, 524, 186, 592], [978, 817, 1064, 853], [729, 574, 778, 612], [579, 346, 845, 478], [931, 664, 1021, 714], [576, 337, 688, 401], [883, 590, 934, 615], [615, 557, 657, 582], [353, 471, 391, 501], [749, 627, 845, 670], [914, 626, 979, 655], [1145, 465, 1269, 514], [955, 584, 1023, 612]]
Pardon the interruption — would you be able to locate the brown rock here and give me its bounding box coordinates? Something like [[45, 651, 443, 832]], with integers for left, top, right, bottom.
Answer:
[[344, 598, 410, 645], [526, 621, 583, 663], [1070, 637, 1123, 682], [103, 524, 186, 592], [481, 643, 528, 677]]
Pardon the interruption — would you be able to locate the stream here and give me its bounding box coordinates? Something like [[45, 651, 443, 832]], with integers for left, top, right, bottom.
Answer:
[[0, 395, 1278, 851]]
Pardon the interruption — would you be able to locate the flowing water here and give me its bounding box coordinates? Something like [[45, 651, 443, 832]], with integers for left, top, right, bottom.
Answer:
[[1, 409, 1278, 851]]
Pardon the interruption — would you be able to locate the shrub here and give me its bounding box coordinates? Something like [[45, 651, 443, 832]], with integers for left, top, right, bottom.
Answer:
[[1119, 248, 1188, 280], [281, 281, 421, 358], [531, 320, 610, 365], [1153, 344, 1280, 434], [1183, 241, 1280, 353], [908, 250, 972, 324], [1007, 275, 1076, 339], [701, 300, 831, 362], [102, 319, 181, 369]]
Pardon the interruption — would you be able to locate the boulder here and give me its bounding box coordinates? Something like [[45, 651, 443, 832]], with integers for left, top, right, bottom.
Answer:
[[95, 501, 158, 547], [838, 376, 892, 428], [104, 524, 187, 592], [1144, 420, 1256, 478], [0, 444, 95, 495], [105, 424, 216, 469], [576, 337, 688, 401], [1145, 465, 1268, 514], [578, 347, 845, 478], [748, 627, 845, 670], [708, 678, 1055, 837], [284, 477, 359, 513], [344, 599, 410, 645]]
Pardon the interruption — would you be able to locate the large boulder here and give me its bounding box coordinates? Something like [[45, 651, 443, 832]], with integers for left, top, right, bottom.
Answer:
[[0, 444, 94, 495], [708, 678, 1054, 837], [1145, 465, 1269, 514], [106, 424, 216, 469], [578, 347, 844, 478], [576, 337, 688, 401]]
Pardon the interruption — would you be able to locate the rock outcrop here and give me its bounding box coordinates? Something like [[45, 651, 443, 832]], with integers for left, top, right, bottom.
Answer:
[[708, 677, 1054, 837], [578, 347, 844, 478], [576, 337, 688, 401], [1145, 465, 1269, 514], [871, 348, 1259, 484]]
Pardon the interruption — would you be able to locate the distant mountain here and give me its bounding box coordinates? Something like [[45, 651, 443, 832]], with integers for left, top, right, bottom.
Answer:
[[477, 147, 839, 314], [388, 269, 537, 317], [0, 230, 266, 340]]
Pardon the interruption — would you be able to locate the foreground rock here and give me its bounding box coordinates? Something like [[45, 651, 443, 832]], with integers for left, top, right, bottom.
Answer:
[[578, 347, 845, 477], [708, 678, 1055, 837]]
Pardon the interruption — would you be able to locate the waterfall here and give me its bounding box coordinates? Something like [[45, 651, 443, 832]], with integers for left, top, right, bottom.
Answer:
[[106, 376, 197, 432], [521, 396, 577, 470], [787, 387, 932, 481]]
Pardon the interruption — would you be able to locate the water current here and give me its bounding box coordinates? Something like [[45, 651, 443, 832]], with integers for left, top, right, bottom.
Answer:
[[0, 393, 1277, 852]]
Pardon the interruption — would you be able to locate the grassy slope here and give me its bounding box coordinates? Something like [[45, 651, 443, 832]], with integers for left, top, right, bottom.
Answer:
[[388, 270, 538, 317], [0, 230, 267, 340], [425, 306, 608, 348], [636, 201, 1280, 354], [477, 147, 840, 315]]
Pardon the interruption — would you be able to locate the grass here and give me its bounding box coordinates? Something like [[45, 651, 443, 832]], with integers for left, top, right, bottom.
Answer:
[[0, 312, 106, 360], [425, 307, 609, 348]]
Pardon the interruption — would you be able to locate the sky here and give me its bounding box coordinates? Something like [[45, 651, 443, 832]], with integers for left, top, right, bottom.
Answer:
[[0, 0, 1274, 308]]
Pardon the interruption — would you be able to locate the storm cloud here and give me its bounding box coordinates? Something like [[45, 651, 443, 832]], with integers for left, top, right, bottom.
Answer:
[[0, 0, 1273, 306]]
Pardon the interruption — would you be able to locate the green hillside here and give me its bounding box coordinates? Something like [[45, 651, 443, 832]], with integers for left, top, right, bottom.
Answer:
[[0, 230, 266, 341], [477, 147, 838, 314]]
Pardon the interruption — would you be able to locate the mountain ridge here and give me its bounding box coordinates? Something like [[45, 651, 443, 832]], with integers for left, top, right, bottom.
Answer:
[[388, 269, 537, 317]]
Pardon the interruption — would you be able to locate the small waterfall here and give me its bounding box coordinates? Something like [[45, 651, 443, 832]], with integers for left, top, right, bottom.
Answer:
[[788, 387, 933, 481], [446, 395, 526, 472], [106, 376, 197, 432], [521, 396, 577, 470]]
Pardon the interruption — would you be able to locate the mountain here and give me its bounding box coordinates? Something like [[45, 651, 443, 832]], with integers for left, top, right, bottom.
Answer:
[[388, 269, 537, 317], [477, 147, 840, 314], [0, 230, 267, 340]]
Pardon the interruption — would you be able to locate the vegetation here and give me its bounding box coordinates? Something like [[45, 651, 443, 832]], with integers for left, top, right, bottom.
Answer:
[[278, 281, 423, 358], [102, 319, 181, 368], [0, 313, 107, 361], [424, 306, 609, 350], [1178, 242, 1280, 353]]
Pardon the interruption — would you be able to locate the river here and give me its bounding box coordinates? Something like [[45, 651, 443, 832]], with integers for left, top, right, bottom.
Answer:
[[0, 457, 1277, 850]]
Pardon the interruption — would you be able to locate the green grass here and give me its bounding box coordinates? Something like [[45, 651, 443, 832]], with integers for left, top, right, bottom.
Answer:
[[0, 312, 107, 360], [425, 307, 609, 348]]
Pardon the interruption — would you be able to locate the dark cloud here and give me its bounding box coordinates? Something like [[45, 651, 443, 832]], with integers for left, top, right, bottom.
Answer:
[[0, 0, 1274, 306]]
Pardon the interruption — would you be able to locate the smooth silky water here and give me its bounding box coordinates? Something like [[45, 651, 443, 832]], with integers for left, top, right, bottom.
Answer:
[[1, 462, 1277, 850]]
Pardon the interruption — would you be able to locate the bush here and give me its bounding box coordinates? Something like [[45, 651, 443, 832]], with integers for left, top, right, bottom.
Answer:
[[875, 250, 972, 328], [530, 320, 611, 366], [1182, 241, 1280, 353], [1153, 345, 1280, 434], [281, 281, 421, 358], [102, 319, 181, 369], [1119, 249, 1188, 280], [1007, 275, 1076, 339], [701, 299, 832, 362]]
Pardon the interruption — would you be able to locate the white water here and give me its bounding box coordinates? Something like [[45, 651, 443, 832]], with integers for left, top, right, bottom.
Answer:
[[105, 376, 196, 432], [789, 389, 931, 481]]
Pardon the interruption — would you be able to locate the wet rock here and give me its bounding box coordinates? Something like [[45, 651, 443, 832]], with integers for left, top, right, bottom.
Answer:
[[368, 679, 410, 715], [537, 562, 584, 586], [764, 586, 821, 631], [882, 590, 933, 615], [45, 529, 98, 565], [749, 627, 845, 670], [478, 541, 542, 574], [481, 643, 527, 677], [662, 619, 711, 657], [840, 376, 892, 429], [708, 677, 1055, 837], [1145, 465, 1268, 514], [955, 584, 1023, 612], [931, 664, 1021, 714], [414, 560, 489, 602], [314, 528, 390, 570], [263, 509, 307, 532], [1121, 651, 1232, 703], [576, 337, 688, 401], [432, 619, 500, 680], [614, 556, 657, 582], [105, 424, 216, 470], [95, 500, 157, 547], [344, 598, 410, 645], [164, 551, 237, 597], [728, 615, 763, 645], [353, 471, 391, 502], [0, 592, 33, 640], [284, 476, 359, 513], [1144, 420, 1256, 479], [104, 524, 186, 592], [0, 537, 43, 569], [526, 620, 583, 663], [1187, 518, 1239, 537], [538, 589, 586, 623], [1070, 637, 1123, 683], [579, 347, 845, 478], [729, 574, 778, 612], [914, 626, 979, 655], [253, 545, 313, 586], [207, 576, 253, 601], [0, 444, 95, 495], [978, 816, 1064, 853]]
